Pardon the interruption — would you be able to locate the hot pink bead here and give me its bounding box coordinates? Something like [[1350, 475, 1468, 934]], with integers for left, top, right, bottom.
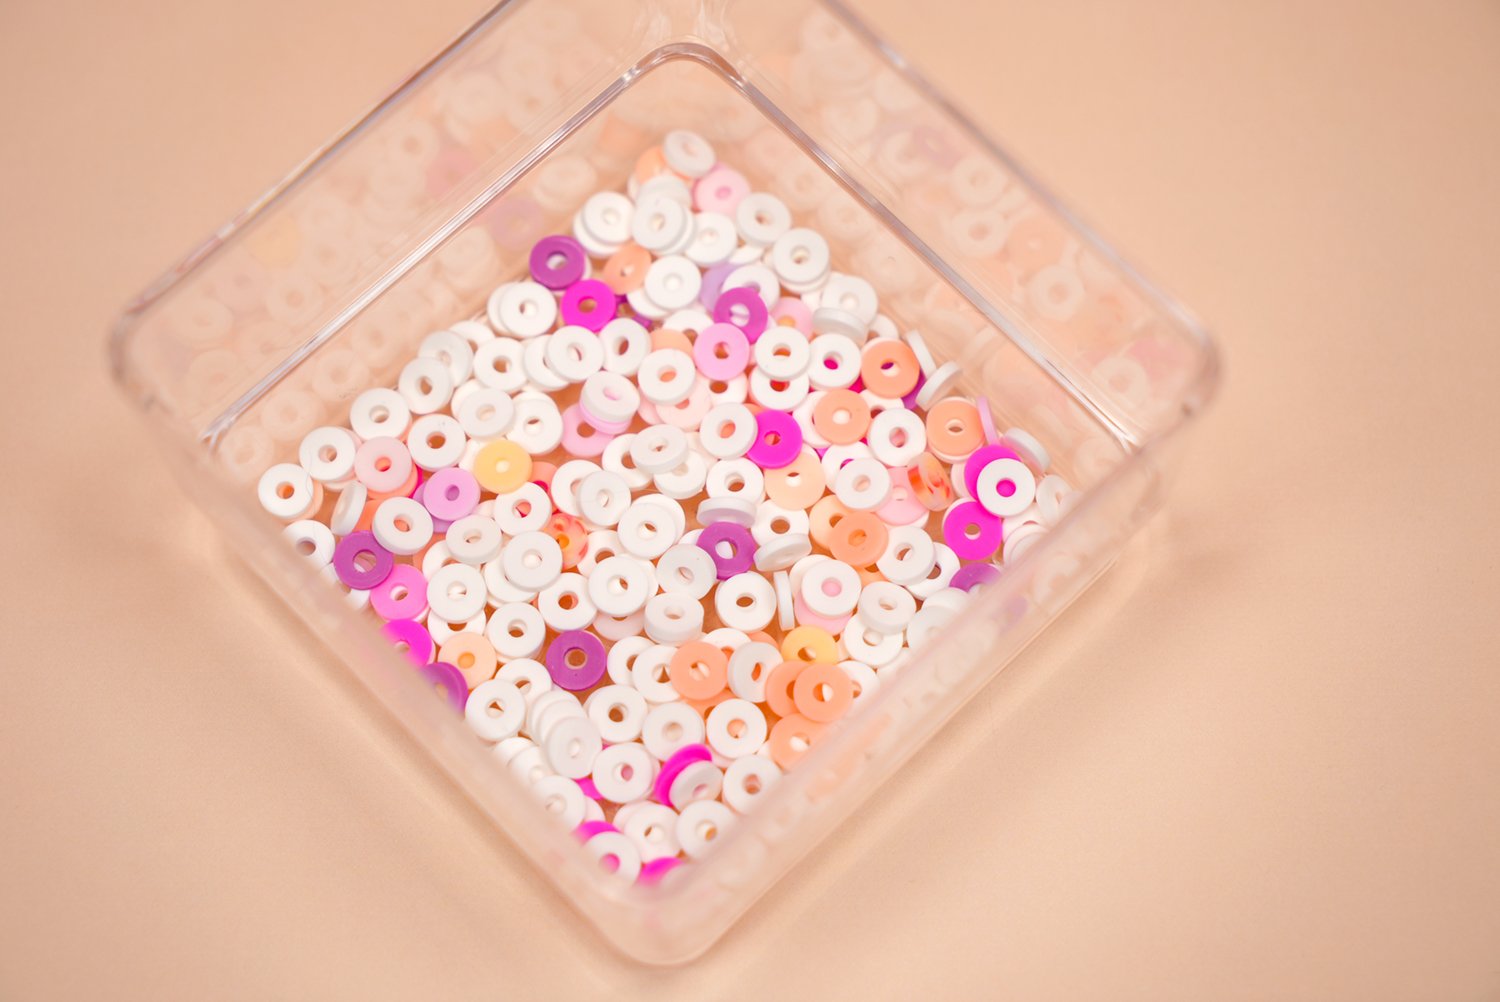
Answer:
[[792, 595, 850, 635], [713, 287, 768, 342], [655, 380, 713, 430], [638, 856, 683, 885], [943, 500, 1004, 561], [423, 467, 479, 521], [654, 744, 713, 808], [381, 618, 434, 666], [770, 296, 813, 334], [576, 777, 602, 800], [963, 444, 1024, 498], [560, 404, 615, 458], [693, 166, 749, 214], [747, 409, 802, 469], [574, 820, 618, 841], [559, 279, 618, 332], [370, 564, 429, 621], [692, 322, 750, 380]]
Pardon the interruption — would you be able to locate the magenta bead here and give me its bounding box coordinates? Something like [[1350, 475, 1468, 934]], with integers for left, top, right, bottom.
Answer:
[[529, 234, 587, 289], [712, 286, 768, 342], [963, 444, 1024, 498], [332, 531, 394, 590], [951, 562, 1002, 592], [417, 661, 468, 713], [697, 521, 756, 579], [370, 564, 429, 621], [574, 820, 619, 841], [654, 744, 713, 808], [638, 856, 683, 885], [747, 409, 802, 469], [381, 618, 434, 666], [943, 500, 1004, 561], [546, 630, 607, 691], [692, 322, 750, 380], [576, 776, 602, 800], [901, 372, 926, 410], [423, 467, 480, 521], [559, 279, 618, 332]]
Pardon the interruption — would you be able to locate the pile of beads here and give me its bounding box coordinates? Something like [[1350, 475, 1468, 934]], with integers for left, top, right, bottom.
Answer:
[[256, 130, 1077, 884]]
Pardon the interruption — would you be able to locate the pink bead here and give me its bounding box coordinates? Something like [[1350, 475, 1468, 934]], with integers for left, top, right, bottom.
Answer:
[[692, 322, 751, 380], [561, 404, 615, 458], [878, 468, 929, 526], [654, 744, 713, 808], [943, 500, 1004, 561], [693, 166, 749, 214], [770, 296, 813, 334], [576, 776, 602, 800], [423, 467, 479, 521], [713, 287, 768, 342], [410, 481, 451, 533], [975, 394, 1001, 445], [578, 399, 632, 435], [655, 380, 713, 429], [792, 595, 850, 635], [637, 400, 663, 426], [574, 820, 619, 841], [370, 564, 429, 621], [747, 409, 802, 469], [559, 279, 618, 332]]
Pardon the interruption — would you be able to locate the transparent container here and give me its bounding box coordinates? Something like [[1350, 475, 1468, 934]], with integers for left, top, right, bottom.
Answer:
[[109, 0, 1218, 965]]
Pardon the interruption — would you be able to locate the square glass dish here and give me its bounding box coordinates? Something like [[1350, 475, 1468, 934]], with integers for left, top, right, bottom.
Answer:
[[109, 0, 1218, 964]]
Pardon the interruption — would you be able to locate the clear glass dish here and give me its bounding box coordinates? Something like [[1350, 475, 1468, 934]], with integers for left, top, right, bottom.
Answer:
[[109, 0, 1218, 964]]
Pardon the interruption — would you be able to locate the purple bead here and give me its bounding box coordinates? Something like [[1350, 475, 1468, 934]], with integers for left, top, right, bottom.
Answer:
[[699, 262, 736, 310], [951, 562, 1002, 592], [559, 279, 618, 332], [381, 618, 434, 666], [697, 521, 757, 579], [417, 661, 467, 713], [545, 630, 607, 691], [747, 409, 802, 469], [712, 286, 768, 342], [529, 234, 588, 289], [963, 444, 1024, 498], [332, 531, 394, 590]]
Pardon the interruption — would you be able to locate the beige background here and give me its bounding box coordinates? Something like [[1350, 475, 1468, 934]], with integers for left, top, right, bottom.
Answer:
[[3, 0, 1498, 998]]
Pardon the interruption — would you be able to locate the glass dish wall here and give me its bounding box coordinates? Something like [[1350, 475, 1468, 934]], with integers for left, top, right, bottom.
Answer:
[[110, 0, 1217, 964]]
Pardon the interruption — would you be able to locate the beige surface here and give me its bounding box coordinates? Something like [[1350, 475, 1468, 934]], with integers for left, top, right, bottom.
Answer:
[[3, 0, 1499, 997]]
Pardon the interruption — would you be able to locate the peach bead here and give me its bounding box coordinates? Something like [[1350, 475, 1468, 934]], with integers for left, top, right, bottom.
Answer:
[[811, 389, 871, 445], [763, 448, 826, 511], [440, 632, 498, 690], [827, 510, 888, 567], [651, 327, 694, 354], [765, 661, 809, 717], [768, 713, 828, 770], [686, 689, 735, 717], [792, 662, 854, 722], [473, 440, 532, 494], [669, 641, 729, 701], [599, 243, 651, 294], [368, 466, 419, 503], [633, 145, 672, 184], [781, 626, 837, 665], [860, 339, 921, 398], [530, 461, 557, 494], [808, 495, 853, 550], [925, 398, 984, 459]]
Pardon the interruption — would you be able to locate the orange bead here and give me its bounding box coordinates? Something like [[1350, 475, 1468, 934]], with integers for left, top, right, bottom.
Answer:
[[768, 713, 828, 769], [472, 440, 532, 494], [598, 242, 652, 294], [906, 452, 954, 511], [860, 339, 921, 398], [827, 510, 888, 567], [764, 660, 809, 717], [792, 662, 854, 722], [545, 512, 588, 568], [669, 641, 729, 701], [780, 626, 836, 665], [811, 389, 871, 445]]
